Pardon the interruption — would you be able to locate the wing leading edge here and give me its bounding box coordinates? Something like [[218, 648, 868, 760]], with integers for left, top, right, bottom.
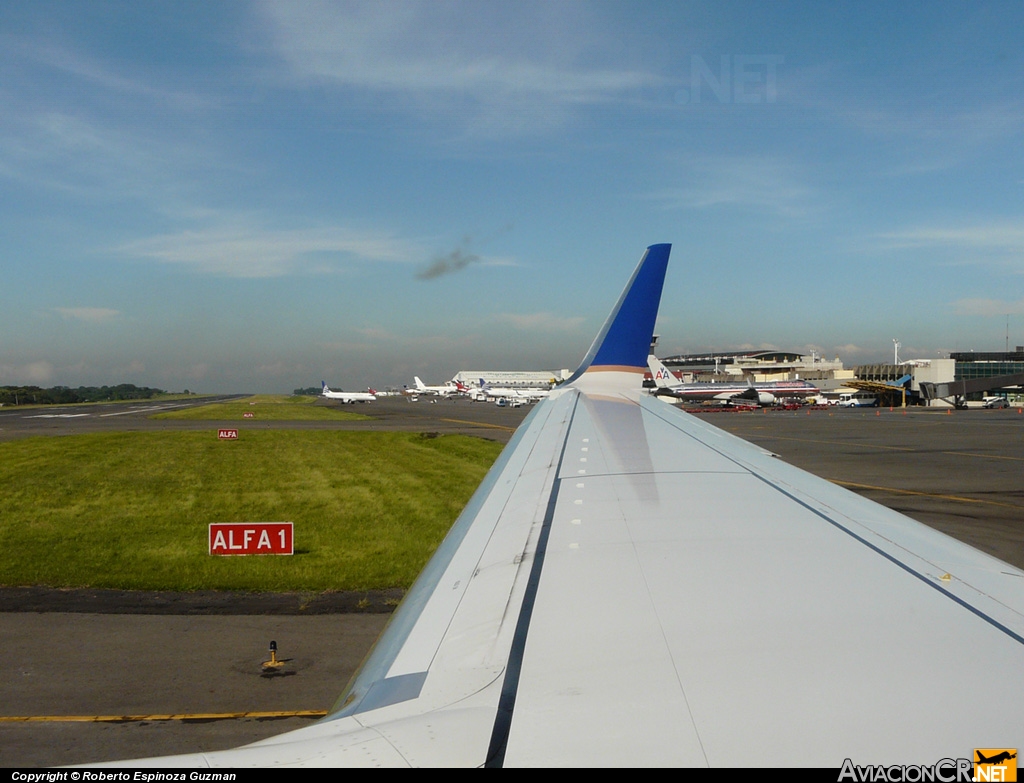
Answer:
[[109, 243, 1024, 767]]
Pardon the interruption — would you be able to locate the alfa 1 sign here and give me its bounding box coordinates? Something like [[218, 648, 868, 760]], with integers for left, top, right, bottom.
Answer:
[[209, 522, 293, 556]]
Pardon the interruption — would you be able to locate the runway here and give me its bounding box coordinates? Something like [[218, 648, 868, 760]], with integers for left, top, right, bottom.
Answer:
[[0, 394, 530, 443], [2, 399, 1022, 766]]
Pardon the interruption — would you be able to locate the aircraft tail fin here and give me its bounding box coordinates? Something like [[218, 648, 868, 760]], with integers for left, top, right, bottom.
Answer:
[[321, 381, 330, 394], [567, 243, 670, 387], [414, 377, 427, 391], [647, 355, 677, 389]]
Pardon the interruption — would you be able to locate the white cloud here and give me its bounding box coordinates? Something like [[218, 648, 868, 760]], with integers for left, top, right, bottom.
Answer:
[[54, 307, 120, 323], [832, 344, 868, 357], [117, 222, 423, 278], [0, 360, 55, 384], [114, 360, 146, 376]]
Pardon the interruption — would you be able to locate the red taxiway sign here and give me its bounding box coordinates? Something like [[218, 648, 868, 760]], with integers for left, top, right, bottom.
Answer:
[[209, 522, 294, 556]]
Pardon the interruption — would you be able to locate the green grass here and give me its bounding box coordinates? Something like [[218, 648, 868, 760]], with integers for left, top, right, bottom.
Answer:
[[0, 431, 502, 591], [152, 394, 371, 421]]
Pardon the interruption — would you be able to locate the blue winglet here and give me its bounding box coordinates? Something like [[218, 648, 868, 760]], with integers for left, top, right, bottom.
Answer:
[[567, 244, 671, 382]]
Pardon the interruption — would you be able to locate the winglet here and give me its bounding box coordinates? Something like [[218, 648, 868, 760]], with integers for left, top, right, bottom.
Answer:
[[566, 243, 670, 387]]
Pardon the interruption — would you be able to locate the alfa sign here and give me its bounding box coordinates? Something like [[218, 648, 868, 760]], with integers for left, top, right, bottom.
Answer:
[[209, 522, 293, 556], [217, 429, 238, 439]]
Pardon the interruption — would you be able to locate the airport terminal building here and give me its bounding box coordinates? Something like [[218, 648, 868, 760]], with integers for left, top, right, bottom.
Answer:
[[452, 370, 570, 389], [659, 348, 1022, 406]]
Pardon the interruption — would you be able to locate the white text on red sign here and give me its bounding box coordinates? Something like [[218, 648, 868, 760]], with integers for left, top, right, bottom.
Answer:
[[209, 523, 293, 556]]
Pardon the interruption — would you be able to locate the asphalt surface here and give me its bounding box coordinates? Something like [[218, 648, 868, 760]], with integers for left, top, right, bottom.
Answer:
[[1, 397, 1022, 767]]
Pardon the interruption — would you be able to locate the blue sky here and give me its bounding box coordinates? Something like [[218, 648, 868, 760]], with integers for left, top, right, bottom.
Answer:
[[2, 2, 1023, 393]]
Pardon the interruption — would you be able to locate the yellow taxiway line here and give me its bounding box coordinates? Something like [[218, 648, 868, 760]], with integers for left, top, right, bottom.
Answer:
[[439, 417, 518, 433], [830, 480, 1024, 510]]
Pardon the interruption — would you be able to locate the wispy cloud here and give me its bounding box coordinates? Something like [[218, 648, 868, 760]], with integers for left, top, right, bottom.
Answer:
[[53, 307, 120, 323], [880, 222, 1024, 252], [495, 312, 586, 331], [117, 222, 422, 277], [257, 1, 662, 133], [878, 221, 1024, 273], [836, 102, 1024, 146], [0, 35, 220, 200], [952, 298, 1024, 316], [4, 36, 211, 110], [650, 155, 818, 218]]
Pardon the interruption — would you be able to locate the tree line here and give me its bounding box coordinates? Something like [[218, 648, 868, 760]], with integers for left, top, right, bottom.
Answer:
[[0, 384, 168, 406]]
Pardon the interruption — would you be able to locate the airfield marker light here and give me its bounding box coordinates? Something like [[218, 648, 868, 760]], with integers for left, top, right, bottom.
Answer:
[[262, 640, 284, 672]]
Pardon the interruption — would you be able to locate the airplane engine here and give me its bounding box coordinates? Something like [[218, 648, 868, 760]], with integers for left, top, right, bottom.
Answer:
[[757, 391, 776, 406]]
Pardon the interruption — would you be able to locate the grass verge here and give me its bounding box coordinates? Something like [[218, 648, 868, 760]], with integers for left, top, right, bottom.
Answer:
[[0, 430, 501, 591], [152, 394, 371, 421]]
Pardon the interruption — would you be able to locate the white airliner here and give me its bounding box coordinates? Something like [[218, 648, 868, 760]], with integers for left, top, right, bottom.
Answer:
[[471, 380, 550, 403], [320, 381, 376, 404], [110, 245, 1024, 767], [412, 377, 468, 397], [648, 355, 819, 406]]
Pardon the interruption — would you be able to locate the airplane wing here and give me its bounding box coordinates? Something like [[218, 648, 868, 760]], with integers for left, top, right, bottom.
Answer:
[[112, 244, 1024, 768]]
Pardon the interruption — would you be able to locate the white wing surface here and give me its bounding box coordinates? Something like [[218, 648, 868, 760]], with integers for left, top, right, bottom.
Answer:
[[114, 244, 1024, 767]]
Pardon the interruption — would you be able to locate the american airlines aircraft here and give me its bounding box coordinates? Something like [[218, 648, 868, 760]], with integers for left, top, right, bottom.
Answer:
[[648, 355, 818, 406], [108, 245, 1024, 767], [320, 381, 376, 404]]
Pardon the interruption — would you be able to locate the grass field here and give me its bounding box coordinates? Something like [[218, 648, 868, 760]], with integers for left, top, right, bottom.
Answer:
[[152, 394, 372, 421], [0, 430, 502, 591]]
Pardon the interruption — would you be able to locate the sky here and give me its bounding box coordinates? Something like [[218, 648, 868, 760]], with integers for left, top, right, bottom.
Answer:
[[2, 1, 1023, 393]]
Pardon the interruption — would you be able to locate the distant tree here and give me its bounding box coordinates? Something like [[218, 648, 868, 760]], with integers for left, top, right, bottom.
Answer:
[[293, 387, 322, 396]]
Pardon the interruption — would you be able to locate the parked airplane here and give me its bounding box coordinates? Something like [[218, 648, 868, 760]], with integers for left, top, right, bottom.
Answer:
[[320, 381, 376, 404], [111, 245, 1024, 767], [648, 355, 819, 406], [471, 379, 550, 403], [413, 377, 469, 397]]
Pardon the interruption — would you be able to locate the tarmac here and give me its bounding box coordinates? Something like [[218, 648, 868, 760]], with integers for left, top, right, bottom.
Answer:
[[1, 397, 1022, 767]]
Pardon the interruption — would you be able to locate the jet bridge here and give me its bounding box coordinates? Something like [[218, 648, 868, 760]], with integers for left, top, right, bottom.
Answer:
[[919, 372, 1024, 402]]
